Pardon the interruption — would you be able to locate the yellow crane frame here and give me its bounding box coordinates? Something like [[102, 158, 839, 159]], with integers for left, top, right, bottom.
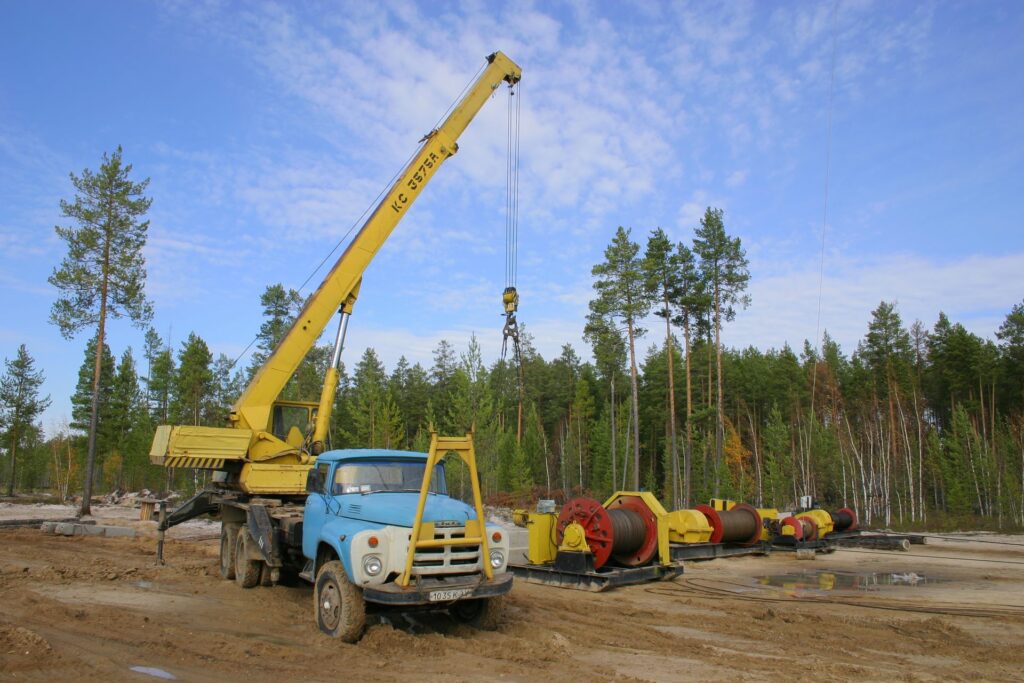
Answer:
[[399, 431, 492, 586], [151, 52, 522, 494]]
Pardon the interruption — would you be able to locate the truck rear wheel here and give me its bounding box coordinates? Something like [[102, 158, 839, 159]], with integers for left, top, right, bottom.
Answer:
[[314, 560, 365, 642], [220, 522, 240, 580], [450, 596, 505, 631], [234, 528, 262, 589]]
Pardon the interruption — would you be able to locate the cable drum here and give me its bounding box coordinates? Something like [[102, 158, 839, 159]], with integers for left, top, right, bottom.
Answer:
[[609, 508, 647, 557], [720, 507, 759, 543], [557, 496, 660, 569], [830, 507, 858, 532], [696, 503, 763, 546]]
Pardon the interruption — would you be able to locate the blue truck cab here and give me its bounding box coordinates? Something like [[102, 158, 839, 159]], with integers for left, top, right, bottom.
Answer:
[[300, 448, 513, 640]]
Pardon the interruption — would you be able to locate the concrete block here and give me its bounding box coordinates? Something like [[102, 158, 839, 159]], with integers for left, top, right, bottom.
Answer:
[[54, 522, 77, 536], [101, 526, 136, 538], [80, 525, 106, 536], [40, 521, 58, 533]]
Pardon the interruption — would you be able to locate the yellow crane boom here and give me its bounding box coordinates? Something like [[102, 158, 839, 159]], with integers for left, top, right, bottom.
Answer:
[[150, 51, 522, 494]]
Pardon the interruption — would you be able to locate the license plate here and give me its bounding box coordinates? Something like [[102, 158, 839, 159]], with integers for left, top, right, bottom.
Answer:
[[428, 588, 473, 602]]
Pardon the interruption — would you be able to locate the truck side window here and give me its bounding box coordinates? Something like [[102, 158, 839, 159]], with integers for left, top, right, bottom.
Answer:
[[315, 462, 330, 494]]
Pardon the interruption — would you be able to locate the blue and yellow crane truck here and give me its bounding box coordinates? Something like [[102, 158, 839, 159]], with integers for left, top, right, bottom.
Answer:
[[148, 52, 521, 642]]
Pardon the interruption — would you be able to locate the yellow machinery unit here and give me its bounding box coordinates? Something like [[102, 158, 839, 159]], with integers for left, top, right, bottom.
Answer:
[[775, 506, 859, 543], [511, 494, 869, 590], [510, 492, 750, 590]]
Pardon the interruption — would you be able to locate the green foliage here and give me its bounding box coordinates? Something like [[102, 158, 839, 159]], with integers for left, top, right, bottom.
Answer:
[[344, 348, 404, 449], [71, 335, 116, 442], [692, 208, 750, 324], [48, 147, 153, 338], [0, 345, 51, 496], [590, 226, 652, 489], [48, 146, 153, 513], [172, 333, 214, 426], [997, 300, 1024, 413]]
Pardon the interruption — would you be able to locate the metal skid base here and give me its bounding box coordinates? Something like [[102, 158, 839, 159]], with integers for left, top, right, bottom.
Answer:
[[509, 561, 684, 592], [669, 542, 772, 561]]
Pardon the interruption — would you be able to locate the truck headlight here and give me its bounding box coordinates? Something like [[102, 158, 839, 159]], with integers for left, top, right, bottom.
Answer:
[[489, 549, 505, 569], [363, 555, 383, 576]]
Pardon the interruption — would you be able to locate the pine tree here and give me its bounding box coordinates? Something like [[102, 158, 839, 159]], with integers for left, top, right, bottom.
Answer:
[[346, 349, 403, 448], [590, 226, 652, 489], [0, 345, 51, 496], [584, 312, 627, 490], [643, 228, 683, 506], [669, 241, 706, 506], [250, 284, 302, 374], [693, 207, 749, 496], [142, 327, 162, 399], [209, 353, 245, 426], [71, 334, 116, 488], [148, 346, 175, 423], [997, 300, 1024, 414], [107, 349, 142, 490], [173, 333, 214, 426], [430, 340, 458, 429], [48, 147, 153, 515], [391, 357, 430, 447]]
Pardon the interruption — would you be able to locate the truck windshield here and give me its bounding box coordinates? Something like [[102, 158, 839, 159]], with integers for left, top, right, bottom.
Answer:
[[332, 460, 447, 495]]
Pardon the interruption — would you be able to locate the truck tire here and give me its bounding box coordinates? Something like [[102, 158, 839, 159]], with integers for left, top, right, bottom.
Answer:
[[234, 528, 262, 589], [220, 522, 240, 580], [314, 560, 365, 642], [450, 596, 505, 630], [259, 562, 274, 587]]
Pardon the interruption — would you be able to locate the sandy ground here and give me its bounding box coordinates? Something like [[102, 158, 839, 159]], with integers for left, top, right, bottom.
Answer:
[[2, 506, 1024, 682]]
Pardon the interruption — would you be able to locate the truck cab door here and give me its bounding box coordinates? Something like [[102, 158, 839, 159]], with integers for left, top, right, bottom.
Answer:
[[302, 461, 332, 561]]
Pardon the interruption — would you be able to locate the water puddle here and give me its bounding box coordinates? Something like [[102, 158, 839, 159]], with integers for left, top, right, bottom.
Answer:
[[129, 666, 176, 680], [756, 570, 939, 595]]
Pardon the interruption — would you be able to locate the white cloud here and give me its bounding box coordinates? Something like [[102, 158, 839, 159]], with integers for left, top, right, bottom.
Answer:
[[725, 170, 749, 188], [727, 251, 1024, 354]]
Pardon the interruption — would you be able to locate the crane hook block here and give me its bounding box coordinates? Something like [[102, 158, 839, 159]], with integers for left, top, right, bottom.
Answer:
[[502, 286, 519, 314]]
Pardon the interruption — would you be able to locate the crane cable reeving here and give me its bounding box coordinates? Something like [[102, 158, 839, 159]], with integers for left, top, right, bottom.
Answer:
[[227, 60, 490, 372], [500, 77, 526, 443]]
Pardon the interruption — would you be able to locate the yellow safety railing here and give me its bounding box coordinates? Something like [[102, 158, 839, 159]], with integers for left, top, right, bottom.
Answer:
[[399, 431, 493, 586]]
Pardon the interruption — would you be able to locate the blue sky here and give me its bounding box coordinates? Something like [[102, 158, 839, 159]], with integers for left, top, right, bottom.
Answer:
[[2, 1, 1022, 431]]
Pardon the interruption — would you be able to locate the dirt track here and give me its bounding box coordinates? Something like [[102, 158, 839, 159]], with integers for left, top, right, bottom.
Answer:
[[2, 511, 1024, 682]]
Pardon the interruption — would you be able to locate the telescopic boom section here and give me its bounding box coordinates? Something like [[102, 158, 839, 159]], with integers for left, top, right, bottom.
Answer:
[[233, 52, 522, 441]]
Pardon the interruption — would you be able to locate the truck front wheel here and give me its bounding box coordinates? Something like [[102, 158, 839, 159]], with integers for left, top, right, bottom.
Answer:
[[450, 596, 505, 630], [314, 560, 365, 642]]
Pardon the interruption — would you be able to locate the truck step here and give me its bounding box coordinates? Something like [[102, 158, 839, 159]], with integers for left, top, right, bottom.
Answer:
[[299, 559, 314, 583]]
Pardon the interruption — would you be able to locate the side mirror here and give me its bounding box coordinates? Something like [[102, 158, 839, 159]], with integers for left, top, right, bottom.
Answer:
[[306, 467, 324, 494]]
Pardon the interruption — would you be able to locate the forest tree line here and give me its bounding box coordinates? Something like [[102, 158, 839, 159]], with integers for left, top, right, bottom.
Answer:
[[4, 227, 1024, 529], [3, 149, 1023, 530]]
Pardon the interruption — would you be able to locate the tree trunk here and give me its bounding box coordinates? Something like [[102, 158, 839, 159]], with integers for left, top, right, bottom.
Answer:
[[664, 293, 680, 508], [610, 378, 616, 492], [6, 427, 18, 497], [626, 319, 641, 491], [713, 282, 723, 497], [82, 237, 111, 517], [683, 317, 693, 507]]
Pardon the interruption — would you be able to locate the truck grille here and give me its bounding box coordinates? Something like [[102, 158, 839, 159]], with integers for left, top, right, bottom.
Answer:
[[410, 527, 481, 576]]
